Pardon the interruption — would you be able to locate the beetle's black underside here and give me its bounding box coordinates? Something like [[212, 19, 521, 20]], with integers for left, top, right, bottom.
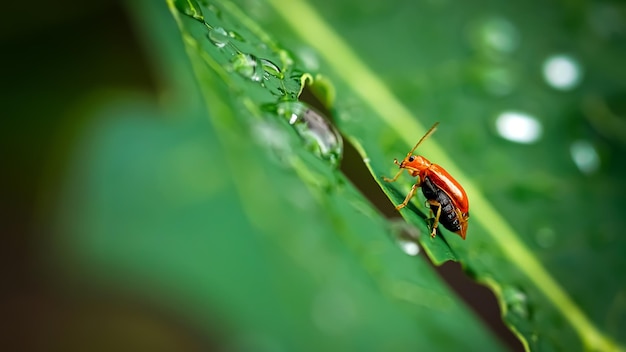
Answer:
[[421, 176, 462, 233]]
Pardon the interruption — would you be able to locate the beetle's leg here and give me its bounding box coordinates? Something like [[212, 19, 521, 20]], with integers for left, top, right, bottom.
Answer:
[[382, 167, 404, 183], [427, 199, 442, 237], [396, 182, 420, 210]]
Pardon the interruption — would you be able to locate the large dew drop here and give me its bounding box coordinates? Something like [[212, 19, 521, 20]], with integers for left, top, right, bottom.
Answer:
[[275, 101, 343, 167]]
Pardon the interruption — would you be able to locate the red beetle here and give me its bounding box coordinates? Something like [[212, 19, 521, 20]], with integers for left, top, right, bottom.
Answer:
[[383, 122, 470, 239]]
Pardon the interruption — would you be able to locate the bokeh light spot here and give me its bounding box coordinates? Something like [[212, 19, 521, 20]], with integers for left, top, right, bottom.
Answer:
[[570, 140, 600, 174], [542, 55, 583, 91], [495, 111, 542, 144]]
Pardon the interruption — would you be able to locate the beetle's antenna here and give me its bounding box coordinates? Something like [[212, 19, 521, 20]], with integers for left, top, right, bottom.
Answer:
[[407, 122, 439, 156]]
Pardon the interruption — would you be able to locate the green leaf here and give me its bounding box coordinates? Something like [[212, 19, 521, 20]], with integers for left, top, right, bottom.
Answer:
[[53, 0, 507, 351], [236, 0, 626, 351]]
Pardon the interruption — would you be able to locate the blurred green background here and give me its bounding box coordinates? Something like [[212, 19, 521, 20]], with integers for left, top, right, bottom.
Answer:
[[2, 0, 626, 351]]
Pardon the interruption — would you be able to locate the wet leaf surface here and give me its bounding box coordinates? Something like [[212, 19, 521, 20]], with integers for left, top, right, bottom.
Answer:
[[51, 1, 508, 351]]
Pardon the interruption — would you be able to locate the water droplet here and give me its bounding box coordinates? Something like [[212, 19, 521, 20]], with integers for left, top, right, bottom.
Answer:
[[311, 288, 358, 335], [502, 286, 530, 319], [388, 219, 421, 256], [570, 140, 600, 174], [535, 227, 556, 248], [543, 55, 583, 91], [208, 27, 229, 48], [260, 58, 283, 79], [471, 16, 520, 55], [174, 0, 204, 22], [274, 101, 343, 167], [495, 111, 542, 144], [231, 53, 264, 82], [399, 240, 420, 256]]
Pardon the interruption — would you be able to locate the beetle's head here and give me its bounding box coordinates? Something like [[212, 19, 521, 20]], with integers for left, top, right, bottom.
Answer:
[[393, 155, 429, 177], [401, 154, 429, 168]]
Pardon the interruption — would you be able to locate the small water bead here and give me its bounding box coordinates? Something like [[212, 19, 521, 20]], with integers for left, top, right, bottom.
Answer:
[[388, 219, 421, 256], [208, 27, 229, 48], [174, 0, 205, 22], [502, 286, 530, 319], [399, 240, 420, 256], [260, 58, 283, 79], [231, 53, 264, 82], [275, 101, 343, 167]]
